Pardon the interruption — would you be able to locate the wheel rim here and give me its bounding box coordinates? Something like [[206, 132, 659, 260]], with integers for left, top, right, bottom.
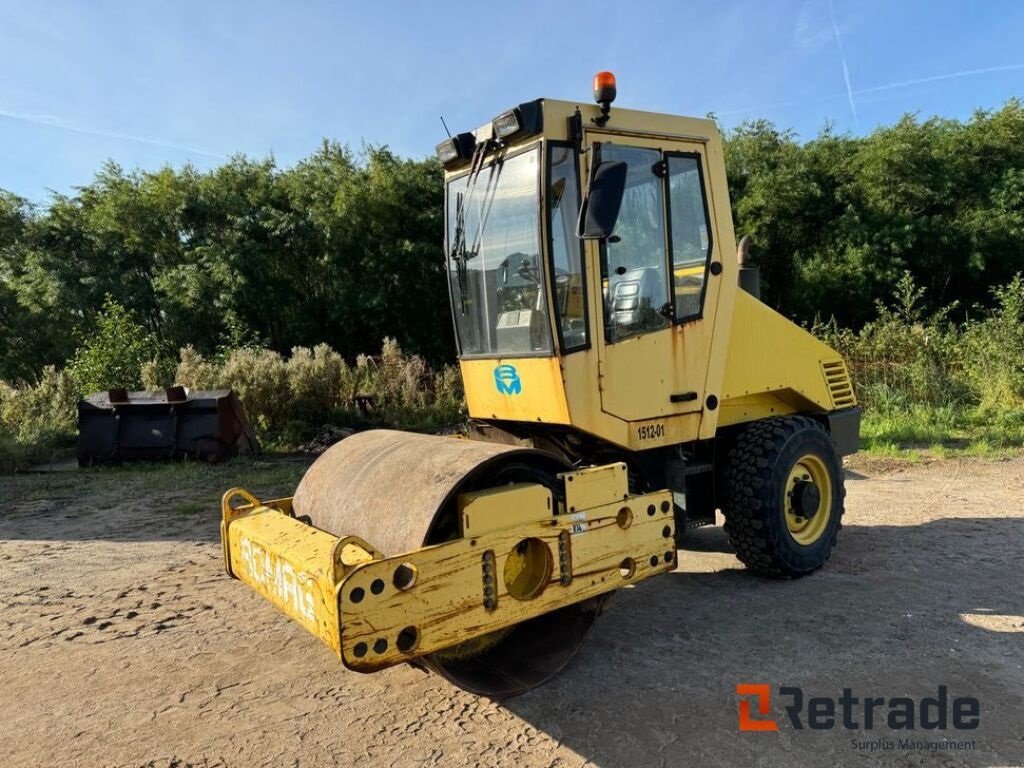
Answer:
[[783, 453, 832, 545]]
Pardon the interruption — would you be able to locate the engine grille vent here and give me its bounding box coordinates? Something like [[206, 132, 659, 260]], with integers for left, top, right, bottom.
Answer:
[[821, 360, 856, 409]]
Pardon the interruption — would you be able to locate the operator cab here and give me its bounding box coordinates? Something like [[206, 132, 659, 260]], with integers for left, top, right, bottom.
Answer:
[[437, 74, 734, 446], [439, 79, 716, 363]]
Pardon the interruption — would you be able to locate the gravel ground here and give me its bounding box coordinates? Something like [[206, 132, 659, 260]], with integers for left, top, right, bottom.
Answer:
[[1, 454, 1022, 767]]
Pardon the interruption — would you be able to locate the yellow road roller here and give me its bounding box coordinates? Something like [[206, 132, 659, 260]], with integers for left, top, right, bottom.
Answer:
[[220, 73, 860, 697]]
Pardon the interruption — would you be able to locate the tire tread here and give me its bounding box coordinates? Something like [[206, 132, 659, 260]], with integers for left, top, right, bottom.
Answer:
[[722, 416, 845, 578]]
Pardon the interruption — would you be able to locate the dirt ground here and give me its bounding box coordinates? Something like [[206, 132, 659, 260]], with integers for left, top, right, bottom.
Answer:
[[1, 455, 1022, 768]]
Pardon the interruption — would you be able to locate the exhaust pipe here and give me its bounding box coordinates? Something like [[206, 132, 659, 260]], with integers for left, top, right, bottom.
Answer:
[[737, 235, 761, 299]]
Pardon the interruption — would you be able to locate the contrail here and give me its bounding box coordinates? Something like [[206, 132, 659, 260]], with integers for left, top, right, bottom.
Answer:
[[854, 63, 1024, 95], [713, 63, 1024, 121], [828, 0, 858, 126], [0, 107, 226, 159]]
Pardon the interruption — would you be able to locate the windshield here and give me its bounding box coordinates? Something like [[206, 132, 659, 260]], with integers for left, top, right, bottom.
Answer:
[[446, 147, 552, 357]]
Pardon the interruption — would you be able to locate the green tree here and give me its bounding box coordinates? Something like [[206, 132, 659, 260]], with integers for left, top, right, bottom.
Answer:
[[724, 99, 1024, 325], [3, 99, 1024, 384], [0, 191, 63, 380], [69, 297, 158, 393]]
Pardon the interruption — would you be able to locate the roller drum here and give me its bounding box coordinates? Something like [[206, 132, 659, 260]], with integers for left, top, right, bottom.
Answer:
[[292, 429, 601, 696]]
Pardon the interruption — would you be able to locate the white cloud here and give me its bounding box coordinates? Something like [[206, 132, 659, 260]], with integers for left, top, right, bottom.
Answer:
[[794, 0, 832, 52]]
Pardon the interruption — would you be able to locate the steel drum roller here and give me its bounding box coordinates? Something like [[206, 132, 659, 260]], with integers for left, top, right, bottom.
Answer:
[[292, 429, 601, 697]]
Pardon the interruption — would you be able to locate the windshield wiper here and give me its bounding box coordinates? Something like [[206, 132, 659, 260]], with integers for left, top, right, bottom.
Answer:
[[467, 156, 503, 262], [450, 140, 505, 314], [451, 191, 468, 312], [450, 141, 489, 312]]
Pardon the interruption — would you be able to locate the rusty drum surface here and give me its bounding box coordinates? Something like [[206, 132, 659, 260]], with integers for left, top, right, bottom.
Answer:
[[291, 429, 601, 697], [293, 429, 561, 554]]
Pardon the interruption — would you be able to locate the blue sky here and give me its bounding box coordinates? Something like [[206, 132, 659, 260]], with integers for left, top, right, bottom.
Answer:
[[2, 0, 1022, 202]]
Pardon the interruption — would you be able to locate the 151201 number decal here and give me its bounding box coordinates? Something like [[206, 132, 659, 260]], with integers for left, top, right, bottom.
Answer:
[[636, 423, 665, 441]]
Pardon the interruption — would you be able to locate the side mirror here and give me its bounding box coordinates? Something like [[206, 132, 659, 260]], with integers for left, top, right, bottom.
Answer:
[[577, 160, 627, 240]]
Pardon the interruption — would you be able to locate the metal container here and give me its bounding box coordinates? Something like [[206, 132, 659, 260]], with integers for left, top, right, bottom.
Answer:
[[77, 387, 259, 465]]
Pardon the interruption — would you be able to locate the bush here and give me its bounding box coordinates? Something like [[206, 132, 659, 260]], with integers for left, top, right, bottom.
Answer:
[[217, 347, 291, 434], [962, 275, 1024, 411], [353, 338, 464, 429], [286, 343, 354, 427], [1, 337, 466, 467], [69, 297, 158, 394], [814, 273, 968, 412], [166, 338, 464, 444], [140, 356, 176, 390], [6, 272, 1024, 466], [814, 273, 1024, 453], [0, 365, 78, 467], [173, 345, 221, 390]]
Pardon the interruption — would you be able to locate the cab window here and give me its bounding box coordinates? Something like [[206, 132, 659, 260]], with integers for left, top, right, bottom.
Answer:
[[445, 148, 551, 356], [599, 144, 671, 343], [666, 154, 713, 321], [547, 144, 588, 351]]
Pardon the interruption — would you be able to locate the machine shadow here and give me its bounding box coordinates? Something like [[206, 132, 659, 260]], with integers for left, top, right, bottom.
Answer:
[[503, 515, 1024, 768], [678, 524, 733, 553], [662, 468, 868, 555]]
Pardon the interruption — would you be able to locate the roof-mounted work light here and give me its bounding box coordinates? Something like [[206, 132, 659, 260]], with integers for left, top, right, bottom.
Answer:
[[493, 110, 521, 139], [435, 132, 476, 168], [489, 100, 543, 144]]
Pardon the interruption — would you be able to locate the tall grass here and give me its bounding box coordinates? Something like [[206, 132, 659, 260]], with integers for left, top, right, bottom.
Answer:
[[814, 273, 1024, 454], [0, 339, 464, 467], [0, 366, 79, 467], [165, 338, 465, 445], [2, 275, 1022, 468]]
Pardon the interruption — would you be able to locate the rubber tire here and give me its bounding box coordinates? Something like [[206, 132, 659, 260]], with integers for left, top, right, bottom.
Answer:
[[721, 416, 845, 578]]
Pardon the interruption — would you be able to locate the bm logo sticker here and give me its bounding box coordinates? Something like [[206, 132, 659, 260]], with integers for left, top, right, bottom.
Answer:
[[494, 364, 522, 395]]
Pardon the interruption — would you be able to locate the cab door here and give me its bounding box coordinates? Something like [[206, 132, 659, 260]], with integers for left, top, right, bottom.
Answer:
[[587, 137, 723, 423]]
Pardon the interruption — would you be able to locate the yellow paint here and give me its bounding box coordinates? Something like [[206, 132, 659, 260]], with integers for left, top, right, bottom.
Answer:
[[783, 453, 832, 546], [959, 613, 1024, 633], [220, 466, 675, 674], [626, 413, 704, 451], [584, 134, 726, 425], [221, 490, 345, 653], [458, 483, 553, 536], [821, 359, 857, 409], [221, 96, 861, 690], [717, 290, 857, 428], [560, 462, 629, 511], [337, 490, 674, 671], [445, 98, 854, 451], [220, 489, 381, 655], [460, 356, 571, 424], [716, 393, 798, 428]]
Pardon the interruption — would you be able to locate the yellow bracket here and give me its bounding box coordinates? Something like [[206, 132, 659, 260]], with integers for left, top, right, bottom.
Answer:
[[219, 473, 676, 673], [220, 488, 379, 653], [336, 490, 675, 671], [560, 462, 630, 512]]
